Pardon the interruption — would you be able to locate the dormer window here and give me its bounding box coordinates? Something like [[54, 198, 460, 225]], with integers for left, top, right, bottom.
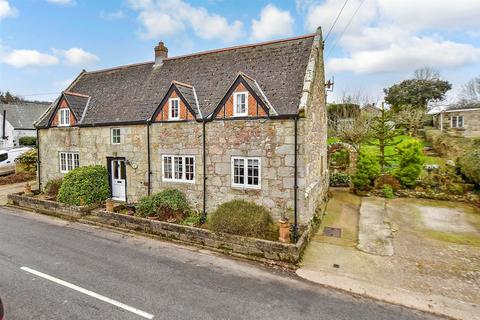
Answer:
[[59, 109, 70, 126], [169, 98, 180, 120], [233, 92, 248, 116]]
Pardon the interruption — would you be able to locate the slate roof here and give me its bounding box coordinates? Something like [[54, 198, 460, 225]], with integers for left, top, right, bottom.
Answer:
[[63, 92, 90, 120], [0, 102, 50, 129], [172, 81, 200, 118], [37, 34, 316, 128]]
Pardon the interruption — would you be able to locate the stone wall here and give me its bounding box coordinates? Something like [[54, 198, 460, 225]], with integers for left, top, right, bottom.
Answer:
[[298, 28, 329, 222], [439, 110, 480, 138], [38, 125, 149, 202]]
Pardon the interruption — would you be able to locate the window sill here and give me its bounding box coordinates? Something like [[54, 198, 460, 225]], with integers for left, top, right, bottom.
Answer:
[[162, 179, 196, 184], [231, 185, 261, 191]]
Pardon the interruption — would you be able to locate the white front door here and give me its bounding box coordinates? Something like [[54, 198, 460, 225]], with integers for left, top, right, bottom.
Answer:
[[111, 159, 126, 201]]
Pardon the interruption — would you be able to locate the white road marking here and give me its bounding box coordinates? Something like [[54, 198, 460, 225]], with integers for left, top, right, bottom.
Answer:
[[20, 266, 154, 319]]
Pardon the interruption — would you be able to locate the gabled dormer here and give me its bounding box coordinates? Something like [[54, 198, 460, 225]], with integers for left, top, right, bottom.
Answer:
[[152, 81, 201, 122], [48, 91, 90, 128], [211, 73, 277, 120]]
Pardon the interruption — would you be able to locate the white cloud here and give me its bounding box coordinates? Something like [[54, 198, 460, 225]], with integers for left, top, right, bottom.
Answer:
[[46, 0, 76, 5], [378, 0, 480, 30], [128, 0, 243, 42], [305, 0, 376, 35], [328, 35, 480, 74], [53, 48, 99, 66], [1, 49, 59, 68], [100, 10, 126, 21], [251, 4, 294, 41], [0, 0, 18, 21]]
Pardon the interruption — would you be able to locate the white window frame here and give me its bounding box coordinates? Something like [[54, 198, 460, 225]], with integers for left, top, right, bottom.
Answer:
[[231, 156, 261, 189], [233, 92, 248, 117], [59, 108, 71, 127], [451, 115, 464, 128], [169, 98, 180, 120], [162, 155, 195, 183], [59, 152, 79, 173], [111, 128, 121, 144]]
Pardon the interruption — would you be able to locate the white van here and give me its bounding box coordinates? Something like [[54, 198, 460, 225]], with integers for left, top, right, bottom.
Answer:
[[0, 147, 32, 176]]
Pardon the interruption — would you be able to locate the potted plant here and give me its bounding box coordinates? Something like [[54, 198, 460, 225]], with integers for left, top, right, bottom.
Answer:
[[105, 198, 115, 212], [278, 216, 291, 243]]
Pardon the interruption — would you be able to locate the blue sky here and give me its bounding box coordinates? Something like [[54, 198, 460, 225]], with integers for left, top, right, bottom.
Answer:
[[1, 0, 479, 104]]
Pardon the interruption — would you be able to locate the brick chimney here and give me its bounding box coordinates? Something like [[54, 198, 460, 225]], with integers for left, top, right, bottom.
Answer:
[[154, 41, 168, 66]]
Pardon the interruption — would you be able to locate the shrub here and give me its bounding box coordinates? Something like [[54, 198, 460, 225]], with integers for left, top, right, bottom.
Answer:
[[351, 153, 380, 190], [44, 178, 63, 199], [57, 165, 110, 206], [152, 188, 190, 221], [209, 200, 275, 239], [135, 196, 157, 218], [458, 143, 480, 186], [181, 211, 203, 227], [329, 172, 350, 187], [19, 136, 36, 146], [374, 174, 401, 191], [15, 148, 37, 165], [394, 139, 424, 187], [382, 185, 395, 199]]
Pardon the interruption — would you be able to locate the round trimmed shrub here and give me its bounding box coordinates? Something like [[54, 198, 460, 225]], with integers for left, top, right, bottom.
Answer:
[[394, 139, 424, 187], [209, 200, 275, 239], [459, 144, 480, 186], [135, 196, 157, 218], [57, 165, 110, 206], [351, 153, 380, 191]]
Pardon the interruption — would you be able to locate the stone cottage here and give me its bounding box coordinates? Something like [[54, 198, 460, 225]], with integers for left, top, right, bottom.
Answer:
[[0, 102, 50, 149], [35, 28, 328, 228], [433, 104, 480, 137]]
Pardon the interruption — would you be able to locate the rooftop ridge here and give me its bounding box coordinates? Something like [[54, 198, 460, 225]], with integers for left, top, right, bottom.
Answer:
[[82, 33, 315, 76], [172, 80, 193, 88]]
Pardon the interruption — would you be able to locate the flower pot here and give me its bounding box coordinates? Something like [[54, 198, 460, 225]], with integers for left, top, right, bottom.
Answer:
[[105, 199, 115, 212], [24, 183, 34, 197], [278, 218, 291, 243], [147, 216, 159, 221]]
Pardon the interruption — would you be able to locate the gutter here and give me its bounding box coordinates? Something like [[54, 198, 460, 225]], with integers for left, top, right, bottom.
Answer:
[[293, 116, 299, 241], [2, 110, 6, 140], [147, 122, 151, 196], [201, 119, 207, 223], [37, 129, 41, 191]]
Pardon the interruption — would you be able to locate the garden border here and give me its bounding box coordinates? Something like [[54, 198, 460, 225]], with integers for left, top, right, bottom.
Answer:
[[6, 192, 326, 267]]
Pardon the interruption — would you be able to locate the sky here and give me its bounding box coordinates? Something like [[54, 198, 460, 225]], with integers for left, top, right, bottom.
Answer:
[[0, 0, 479, 104]]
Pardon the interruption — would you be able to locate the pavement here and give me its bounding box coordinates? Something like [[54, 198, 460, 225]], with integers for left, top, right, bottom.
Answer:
[[0, 180, 36, 205], [0, 205, 441, 320], [297, 189, 480, 320]]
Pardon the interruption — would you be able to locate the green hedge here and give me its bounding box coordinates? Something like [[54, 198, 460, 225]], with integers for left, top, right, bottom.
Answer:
[[459, 142, 480, 185], [45, 178, 63, 199], [208, 200, 276, 240], [57, 165, 110, 206], [351, 153, 380, 190], [394, 139, 424, 187], [135, 188, 190, 222], [19, 136, 36, 146]]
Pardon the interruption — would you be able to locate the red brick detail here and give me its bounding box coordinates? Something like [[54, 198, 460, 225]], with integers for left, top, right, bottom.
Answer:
[[215, 82, 267, 119], [51, 98, 76, 127], [155, 90, 194, 121]]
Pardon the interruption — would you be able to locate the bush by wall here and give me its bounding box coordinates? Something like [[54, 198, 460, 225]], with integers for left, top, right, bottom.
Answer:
[[351, 153, 380, 190], [329, 172, 350, 187], [57, 165, 110, 206], [135, 189, 190, 222], [394, 139, 424, 187], [15, 148, 37, 173], [374, 174, 401, 191], [209, 200, 277, 240], [458, 142, 480, 186], [44, 178, 63, 199], [19, 136, 36, 146]]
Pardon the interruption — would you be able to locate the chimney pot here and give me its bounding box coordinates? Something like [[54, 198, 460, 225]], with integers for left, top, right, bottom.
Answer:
[[154, 41, 168, 66]]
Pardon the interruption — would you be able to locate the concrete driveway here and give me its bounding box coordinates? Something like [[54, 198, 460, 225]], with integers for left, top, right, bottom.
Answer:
[[297, 189, 480, 319]]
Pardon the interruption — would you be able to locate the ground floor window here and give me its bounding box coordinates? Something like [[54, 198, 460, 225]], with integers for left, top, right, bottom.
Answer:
[[59, 152, 79, 173], [451, 115, 464, 128], [162, 155, 195, 183], [231, 156, 261, 189]]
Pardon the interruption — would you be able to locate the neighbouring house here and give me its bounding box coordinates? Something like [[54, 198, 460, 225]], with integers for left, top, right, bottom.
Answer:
[[361, 104, 381, 116], [432, 104, 480, 137], [35, 28, 328, 227], [0, 102, 50, 149]]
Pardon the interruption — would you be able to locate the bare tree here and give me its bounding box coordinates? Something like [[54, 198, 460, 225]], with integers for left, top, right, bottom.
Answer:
[[395, 105, 425, 137], [460, 77, 480, 102], [336, 113, 372, 152], [414, 67, 440, 80]]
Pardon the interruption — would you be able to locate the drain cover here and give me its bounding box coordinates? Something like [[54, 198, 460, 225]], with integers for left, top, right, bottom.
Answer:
[[323, 227, 342, 238]]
